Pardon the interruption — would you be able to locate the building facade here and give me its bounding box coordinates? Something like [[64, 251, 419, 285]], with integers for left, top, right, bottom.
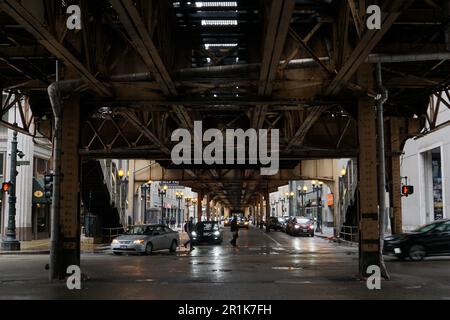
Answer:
[[1, 94, 52, 241], [401, 97, 450, 230]]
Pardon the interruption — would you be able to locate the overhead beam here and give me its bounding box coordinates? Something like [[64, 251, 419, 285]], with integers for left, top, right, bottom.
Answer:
[[110, 0, 192, 130], [0, 0, 111, 97], [324, 0, 413, 96], [253, 0, 294, 129]]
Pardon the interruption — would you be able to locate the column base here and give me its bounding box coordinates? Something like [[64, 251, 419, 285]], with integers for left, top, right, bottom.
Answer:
[[1, 240, 21, 251]]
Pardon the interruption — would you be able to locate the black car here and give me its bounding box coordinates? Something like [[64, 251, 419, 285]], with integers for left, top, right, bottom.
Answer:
[[286, 217, 315, 237], [191, 221, 223, 244], [237, 217, 250, 229], [383, 219, 450, 261], [266, 217, 285, 231]]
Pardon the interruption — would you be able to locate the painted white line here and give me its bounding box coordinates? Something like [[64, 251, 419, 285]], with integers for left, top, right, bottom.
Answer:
[[261, 230, 282, 246]]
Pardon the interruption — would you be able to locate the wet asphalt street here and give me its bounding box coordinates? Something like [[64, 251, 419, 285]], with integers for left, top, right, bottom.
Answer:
[[1, 226, 450, 300]]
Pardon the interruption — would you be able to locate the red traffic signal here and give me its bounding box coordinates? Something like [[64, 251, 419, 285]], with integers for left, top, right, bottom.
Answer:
[[401, 185, 414, 196], [2, 182, 12, 193]]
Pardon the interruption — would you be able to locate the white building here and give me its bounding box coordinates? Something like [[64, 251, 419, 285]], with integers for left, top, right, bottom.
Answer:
[[1, 94, 52, 241], [401, 96, 450, 230]]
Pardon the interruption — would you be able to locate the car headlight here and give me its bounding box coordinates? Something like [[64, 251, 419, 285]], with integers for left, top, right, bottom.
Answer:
[[214, 231, 220, 236], [244, 222, 248, 225], [112, 239, 119, 244], [294, 225, 300, 229], [191, 231, 197, 237], [133, 239, 145, 244]]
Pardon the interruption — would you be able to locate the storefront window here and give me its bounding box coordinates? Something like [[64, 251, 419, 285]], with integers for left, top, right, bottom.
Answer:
[[432, 148, 443, 221]]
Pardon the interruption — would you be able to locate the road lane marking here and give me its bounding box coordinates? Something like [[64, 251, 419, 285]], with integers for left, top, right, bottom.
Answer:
[[260, 231, 282, 246]]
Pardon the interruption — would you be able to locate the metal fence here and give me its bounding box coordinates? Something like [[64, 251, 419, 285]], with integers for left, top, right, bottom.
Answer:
[[103, 227, 125, 243], [339, 225, 359, 243]]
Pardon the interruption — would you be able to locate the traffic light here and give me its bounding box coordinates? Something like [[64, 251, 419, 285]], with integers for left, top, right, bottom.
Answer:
[[2, 181, 12, 193], [44, 173, 53, 200], [401, 185, 414, 197]]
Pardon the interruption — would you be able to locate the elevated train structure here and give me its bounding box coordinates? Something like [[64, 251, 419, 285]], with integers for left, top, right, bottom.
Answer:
[[1, 0, 449, 278]]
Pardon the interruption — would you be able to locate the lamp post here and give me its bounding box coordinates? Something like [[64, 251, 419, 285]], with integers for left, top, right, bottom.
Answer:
[[141, 181, 151, 223], [158, 184, 168, 224], [192, 197, 198, 221], [1, 128, 21, 251], [297, 185, 308, 217], [176, 191, 183, 228], [280, 197, 286, 216], [312, 180, 323, 233], [117, 169, 129, 226], [185, 196, 192, 222], [285, 191, 294, 217], [271, 201, 275, 216]]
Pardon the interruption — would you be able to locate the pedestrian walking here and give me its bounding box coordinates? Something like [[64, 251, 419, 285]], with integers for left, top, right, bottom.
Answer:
[[183, 217, 195, 251], [230, 216, 239, 247]]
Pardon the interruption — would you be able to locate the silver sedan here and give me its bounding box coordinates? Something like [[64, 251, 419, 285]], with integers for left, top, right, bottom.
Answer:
[[111, 224, 179, 255]]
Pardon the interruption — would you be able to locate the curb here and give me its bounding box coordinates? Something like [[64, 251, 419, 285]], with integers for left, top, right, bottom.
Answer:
[[0, 250, 49, 255]]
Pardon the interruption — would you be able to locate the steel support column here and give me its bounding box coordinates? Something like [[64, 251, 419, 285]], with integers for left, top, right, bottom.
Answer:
[[197, 191, 202, 223], [389, 118, 403, 234], [206, 194, 210, 221], [357, 74, 381, 276], [58, 96, 81, 276]]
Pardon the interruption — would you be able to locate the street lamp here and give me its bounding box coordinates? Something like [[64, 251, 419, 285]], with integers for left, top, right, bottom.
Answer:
[[297, 185, 308, 217], [117, 168, 129, 226], [191, 197, 198, 221], [312, 180, 324, 233], [176, 191, 184, 228], [141, 181, 151, 223], [158, 184, 168, 224], [285, 191, 294, 217], [1, 128, 21, 251], [279, 197, 286, 216]]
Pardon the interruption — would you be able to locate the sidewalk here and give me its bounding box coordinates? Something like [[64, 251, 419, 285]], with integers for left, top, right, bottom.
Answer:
[[314, 226, 359, 247], [1, 231, 197, 255], [0, 238, 111, 255]]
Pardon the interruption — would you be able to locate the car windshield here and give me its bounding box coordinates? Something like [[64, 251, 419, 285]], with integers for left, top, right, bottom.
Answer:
[[277, 218, 285, 223], [197, 223, 219, 231], [126, 225, 155, 235], [296, 218, 311, 224], [413, 222, 441, 233]]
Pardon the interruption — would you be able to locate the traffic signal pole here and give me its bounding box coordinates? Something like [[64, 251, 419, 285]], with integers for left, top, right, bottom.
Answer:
[[1, 128, 21, 251]]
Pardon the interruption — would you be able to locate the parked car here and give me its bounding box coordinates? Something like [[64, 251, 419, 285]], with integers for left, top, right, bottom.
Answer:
[[192, 221, 223, 244], [266, 216, 285, 231], [286, 217, 315, 237], [111, 224, 179, 255], [383, 219, 450, 261]]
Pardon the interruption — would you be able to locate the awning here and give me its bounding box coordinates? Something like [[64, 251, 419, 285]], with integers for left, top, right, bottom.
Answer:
[[32, 178, 46, 204]]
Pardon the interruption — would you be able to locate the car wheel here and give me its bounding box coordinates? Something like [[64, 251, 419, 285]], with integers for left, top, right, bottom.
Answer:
[[145, 242, 153, 255], [169, 240, 177, 253], [408, 244, 426, 261], [113, 251, 122, 255], [310, 233, 314, 237]]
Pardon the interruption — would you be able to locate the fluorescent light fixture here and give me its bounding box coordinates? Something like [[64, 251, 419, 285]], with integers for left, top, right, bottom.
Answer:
[[204, 43, 237, 49], [195, 1, 237, 7], [201, 20, 237, 26], [173, 2, 180, 7]]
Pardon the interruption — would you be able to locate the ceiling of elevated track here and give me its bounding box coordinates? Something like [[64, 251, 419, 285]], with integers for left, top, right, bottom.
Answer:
[[0, 0, 449, 207]]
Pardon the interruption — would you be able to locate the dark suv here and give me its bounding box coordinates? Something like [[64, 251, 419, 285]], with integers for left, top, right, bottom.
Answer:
[[266, 217, 285, 231]]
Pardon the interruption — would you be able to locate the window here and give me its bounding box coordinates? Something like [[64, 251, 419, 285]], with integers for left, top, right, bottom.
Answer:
[[33, 157, 50, 181]]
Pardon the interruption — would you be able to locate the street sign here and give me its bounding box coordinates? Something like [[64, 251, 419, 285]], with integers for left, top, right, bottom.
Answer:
[[17, 160, 30, 166]]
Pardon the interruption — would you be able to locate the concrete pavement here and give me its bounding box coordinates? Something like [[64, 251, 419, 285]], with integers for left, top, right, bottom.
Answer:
[[0, 226, 449, 299]]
